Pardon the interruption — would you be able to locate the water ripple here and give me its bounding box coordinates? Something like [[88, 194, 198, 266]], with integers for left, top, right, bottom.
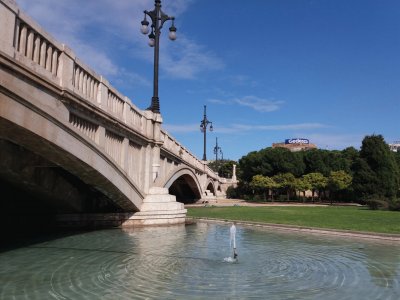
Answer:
[[0, 224, 399, 299]]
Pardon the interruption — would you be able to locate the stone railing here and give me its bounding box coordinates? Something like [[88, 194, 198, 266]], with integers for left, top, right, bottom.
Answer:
[[16, 19, 60, 76], [72, 60, 100, 103], [0, 0, 149, 140], [160, 129, 218, 179]]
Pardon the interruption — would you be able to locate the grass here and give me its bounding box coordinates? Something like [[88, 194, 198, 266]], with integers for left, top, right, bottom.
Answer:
[[187, 206, 400, 234]]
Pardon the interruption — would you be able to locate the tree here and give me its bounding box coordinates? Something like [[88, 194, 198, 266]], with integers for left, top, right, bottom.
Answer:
[[238, 147, 305, 181], [249, 175, 276, 201], [303, 149, 330, 176], [250, 175, 268, 197], [352, 158, 377, 197], [295, 177, 312, 202], [267, 148, 305, 177], [264, 176, 278, 201], [341, 146, 359, 173], [208, 159, 237, 178], [303, 172, 327, 202], [392, 151, 400, 198], [328, 170, 352, 204], [353, 135, 399, 204], [273, 173, 296, 201], [239, 151, 269, 182]]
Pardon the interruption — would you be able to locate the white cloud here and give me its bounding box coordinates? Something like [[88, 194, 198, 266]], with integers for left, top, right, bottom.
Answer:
[[163, 123, 199, 133], [227, 75, 258, 87], [234, 96, 283, 112], [159, 37, 224, 79], [208, 98, 229, 105], [208, 95, 284, 112], [17, 0, 150, 87], [16, 0, 220, 84], [164, 122, 328, 134], [232, 123, 328, 131]]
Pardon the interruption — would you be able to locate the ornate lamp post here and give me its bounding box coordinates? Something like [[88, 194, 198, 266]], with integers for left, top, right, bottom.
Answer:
[[140, 0, 177, 113], [214, 137, 223, 175], [214, 137, 222, 163], [200, 105, 213, 161]]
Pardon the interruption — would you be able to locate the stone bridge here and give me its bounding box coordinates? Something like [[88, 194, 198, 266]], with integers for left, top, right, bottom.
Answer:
[[0, 0, 237, 228]]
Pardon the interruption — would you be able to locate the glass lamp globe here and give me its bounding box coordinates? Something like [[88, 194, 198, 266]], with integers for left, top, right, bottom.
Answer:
[[169, 30, 177, 41], [141, 25, 149, 34], [148, 38, 155, 47]]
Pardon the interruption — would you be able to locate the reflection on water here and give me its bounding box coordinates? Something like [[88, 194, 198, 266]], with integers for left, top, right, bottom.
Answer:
[[0, 223, 399, 299]]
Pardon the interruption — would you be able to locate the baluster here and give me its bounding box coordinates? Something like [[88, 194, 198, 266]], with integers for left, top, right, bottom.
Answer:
[[83, 73, 87, 96], [79, 69, 83, 92], [51, 50, 58, 75], [73, 67, 78, 87], [94, 83, 99, 101], [89, 78, 94, 99], [111, 95, 114, 113], [46, 46, 52, 71], [33, 35, 40, 63], [26, 30, 34, 59], [87, 76, 91, 97], [86, 76, 90, 97], [14, 19, 21, 53], [19, 25, 27, 55], [39, 40, 47, 67], [90, 78, 94, 99]]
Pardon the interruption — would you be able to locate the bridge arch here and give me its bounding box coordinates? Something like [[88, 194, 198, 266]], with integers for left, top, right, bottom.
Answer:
[[0, 94, 144, 213], [162, 167, 202, 204], [205, 179, 217, 196]]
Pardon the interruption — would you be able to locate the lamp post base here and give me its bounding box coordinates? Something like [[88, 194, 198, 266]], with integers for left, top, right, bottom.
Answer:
[[147, 96, 160, 113]]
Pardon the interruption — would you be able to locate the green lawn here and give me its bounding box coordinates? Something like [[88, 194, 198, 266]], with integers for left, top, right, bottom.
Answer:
[[187, 206, 400, 234]]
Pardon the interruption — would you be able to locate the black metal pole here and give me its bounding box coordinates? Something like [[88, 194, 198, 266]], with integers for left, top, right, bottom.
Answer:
[[215, 137, 219, 162], [142, 0, 175, 114], [150, 1, 160, 113], [203, 105, 207, 161]]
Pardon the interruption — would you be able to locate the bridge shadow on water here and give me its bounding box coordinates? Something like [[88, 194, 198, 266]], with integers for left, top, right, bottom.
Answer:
[[0, 178, 121, 253]]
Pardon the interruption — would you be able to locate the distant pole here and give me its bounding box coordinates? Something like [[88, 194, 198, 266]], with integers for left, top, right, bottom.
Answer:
[[199, 105, 213, 161], [214, 137, 219, 162]]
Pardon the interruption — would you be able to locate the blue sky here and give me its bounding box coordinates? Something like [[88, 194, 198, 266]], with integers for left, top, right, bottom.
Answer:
[[17, 0, 400, 161]]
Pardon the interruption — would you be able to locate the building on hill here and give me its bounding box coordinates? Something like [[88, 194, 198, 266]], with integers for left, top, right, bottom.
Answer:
[[272, 138, 317, 152], [389, 141, 400, 152]]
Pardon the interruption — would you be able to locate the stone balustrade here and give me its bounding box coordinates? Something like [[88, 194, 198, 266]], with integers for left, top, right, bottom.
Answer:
[[72, 61, 100, 102], [1, 2, 149, 137], [160, 129, 218, 179], [16, 19, 60, 76]]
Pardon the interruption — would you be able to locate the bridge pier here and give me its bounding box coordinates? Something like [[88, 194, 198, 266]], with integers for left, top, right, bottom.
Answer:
[[56, 187, 187, 227], [123, 187, 187, 226]]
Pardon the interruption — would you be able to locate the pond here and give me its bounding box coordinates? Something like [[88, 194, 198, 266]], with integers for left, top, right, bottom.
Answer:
[[1, 222, 399, 299]]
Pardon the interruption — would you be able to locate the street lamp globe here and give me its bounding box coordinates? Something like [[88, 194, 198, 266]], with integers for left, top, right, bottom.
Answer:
[[169, 21, 177, 40], [169, 29, 177, 41], [148, 31, 155, 47], [140, 16, 150, 34]]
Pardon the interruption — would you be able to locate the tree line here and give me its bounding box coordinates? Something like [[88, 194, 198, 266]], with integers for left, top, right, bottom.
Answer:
[[218, 135, 400, 210]]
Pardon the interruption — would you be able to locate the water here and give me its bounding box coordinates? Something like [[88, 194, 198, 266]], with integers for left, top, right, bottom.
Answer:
[[1, 222, 399, 299]]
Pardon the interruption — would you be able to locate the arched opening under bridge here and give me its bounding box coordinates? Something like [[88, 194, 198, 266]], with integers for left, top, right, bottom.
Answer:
[[168, 174, 201, 204]]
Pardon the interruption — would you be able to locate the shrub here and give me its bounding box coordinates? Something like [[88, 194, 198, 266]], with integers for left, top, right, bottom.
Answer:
[[226, 186, 237, 199], [365, 195, 389, 210], [388, 198, 400, 211]]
